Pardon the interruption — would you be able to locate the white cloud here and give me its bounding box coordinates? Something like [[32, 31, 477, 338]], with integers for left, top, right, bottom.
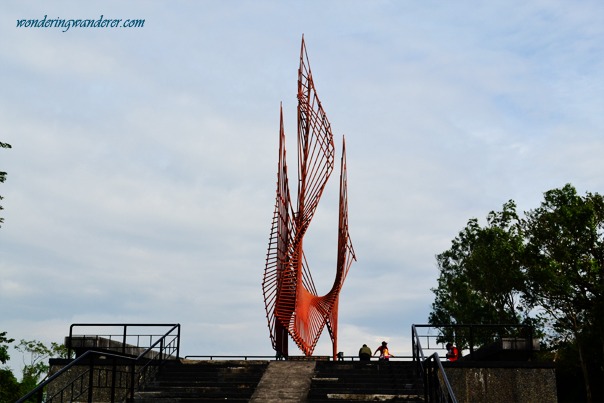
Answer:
[[1, 0, 603, 375]]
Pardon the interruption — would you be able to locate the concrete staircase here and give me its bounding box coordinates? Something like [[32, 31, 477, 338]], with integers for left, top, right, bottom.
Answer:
[[132, 359, 424, 402], [133, 360, 269, 402], [307, 361, 424, 402]]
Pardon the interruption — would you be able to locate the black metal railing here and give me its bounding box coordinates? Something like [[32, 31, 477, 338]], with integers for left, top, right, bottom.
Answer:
[[413, 323, 535, 359], [424, 352, 457, 403], [413, 323, 538, 402], [184, 354, 415, 361], [412, 325, 457, 403], [17, 323, 180, 403], [185, 355, 280, 360], [66, 323, 181, 358]]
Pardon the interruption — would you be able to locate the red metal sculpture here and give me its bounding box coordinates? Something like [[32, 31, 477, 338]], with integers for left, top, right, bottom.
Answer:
[[262, 36, 356, 359]]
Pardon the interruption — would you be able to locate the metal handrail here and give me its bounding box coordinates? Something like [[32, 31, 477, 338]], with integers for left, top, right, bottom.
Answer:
[[17, 350, 131, 403], [185, 355, 281, 360], [184, 354, 415, 361], [412, 324, 457, 403], [425, 352, 457, 403], [414, 323, 535, 357], [17, 323, 180, 403], [67, 323, 181, 357], [413, 323, 537, 402]]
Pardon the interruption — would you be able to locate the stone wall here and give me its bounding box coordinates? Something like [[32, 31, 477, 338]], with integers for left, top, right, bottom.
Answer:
[[445, 366, 557, 403]]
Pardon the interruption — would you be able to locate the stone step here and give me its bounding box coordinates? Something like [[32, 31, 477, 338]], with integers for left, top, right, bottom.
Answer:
[[135, 386, 254, 397], [326, 393, 423, 401], [133, 360, 268, 402], [133, 359, 425, 402], [308, 361, 423, 402]]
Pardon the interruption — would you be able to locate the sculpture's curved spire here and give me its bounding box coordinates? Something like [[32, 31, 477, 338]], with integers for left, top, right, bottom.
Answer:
[[262, 37, 355, 358]]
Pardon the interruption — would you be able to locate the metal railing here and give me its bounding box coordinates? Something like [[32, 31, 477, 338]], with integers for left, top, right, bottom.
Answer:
[[412, 325, 457, 403], [66, 323, 181, 358], [185, 355, 279, 360], [17, 323, 180, 403], [413, 323, 535, 359], [184, 354, 414, 361], [412, 323, 538, 402]]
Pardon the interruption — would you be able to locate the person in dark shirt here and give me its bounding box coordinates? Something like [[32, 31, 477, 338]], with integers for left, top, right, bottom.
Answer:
[[358, 344, 372, 361]]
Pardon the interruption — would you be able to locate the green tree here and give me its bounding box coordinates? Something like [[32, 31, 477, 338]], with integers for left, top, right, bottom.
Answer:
[[523, 184, 604, 402], [0, 141, 11, 227], [429, 184, 604, 402], [0, 368, 21, 403], [0, 332, 68, 403], [429, 201, 532, 346], [16, 339, 67, 392], [0, 331, 21, 403], [0, 331, 15, 365]]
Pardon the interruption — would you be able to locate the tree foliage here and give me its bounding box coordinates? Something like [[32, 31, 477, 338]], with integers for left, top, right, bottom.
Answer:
[[523, 185, 604, 341], [0, 331, 66, 403], [429, 201, 534, 346], [0, 331, 15, 365], [0, 369, 21, 403], [429, 184, 604, 402], [523, 184, 604, 402], [16, 339, 68, 393]]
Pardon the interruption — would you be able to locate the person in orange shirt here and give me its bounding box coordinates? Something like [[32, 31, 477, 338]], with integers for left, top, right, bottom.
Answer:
[[374, 341, 394, 361], [445, 343, 459, 361]]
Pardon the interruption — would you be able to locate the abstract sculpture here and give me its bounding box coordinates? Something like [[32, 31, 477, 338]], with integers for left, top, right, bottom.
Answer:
[[262, 36, 356, 359]]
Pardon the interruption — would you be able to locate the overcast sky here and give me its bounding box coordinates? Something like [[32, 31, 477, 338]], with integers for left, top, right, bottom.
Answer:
[[1, 0, 603, 375]]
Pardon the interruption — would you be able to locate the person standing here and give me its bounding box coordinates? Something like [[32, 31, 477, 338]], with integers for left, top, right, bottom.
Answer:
[[358, 344, 372, 361], [374, 341, 393, 361]]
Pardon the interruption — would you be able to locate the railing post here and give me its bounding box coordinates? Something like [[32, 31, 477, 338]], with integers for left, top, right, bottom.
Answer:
[[68, 324, 75, 358], [411, 327, 415, 363], [427, 358, 433, 402], [528, 325, 534, 357], [423, 358, 429, 403], [110, 356, 117, 403], [88, 355, 94, 403], [123, 325, 128, 355], [130, 361, 136, 401], [176, 324, 181, 359]]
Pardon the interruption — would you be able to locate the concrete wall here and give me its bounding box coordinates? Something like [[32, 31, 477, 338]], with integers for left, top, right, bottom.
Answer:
[[445, 367, 557, 403]]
